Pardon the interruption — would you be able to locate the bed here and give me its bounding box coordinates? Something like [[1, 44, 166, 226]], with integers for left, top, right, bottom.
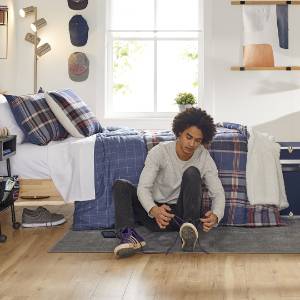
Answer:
[[0, 94, 283, 230], [0, 124, 282, 229]]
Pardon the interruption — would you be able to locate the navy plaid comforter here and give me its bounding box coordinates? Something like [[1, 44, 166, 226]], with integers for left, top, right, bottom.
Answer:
[[204, 124, 281, 227], [73, 124, 282, 230], [73, 128, 147, 230]]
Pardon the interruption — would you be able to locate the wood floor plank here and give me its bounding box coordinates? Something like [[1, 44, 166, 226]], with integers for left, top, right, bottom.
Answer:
[[269, 254, 300, 298], [244, 254, 283, 300]]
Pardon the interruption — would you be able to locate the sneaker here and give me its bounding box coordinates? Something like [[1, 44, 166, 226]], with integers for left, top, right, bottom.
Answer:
[[179, 222, 198, 252], [22, 206, 66, 228], [114, 227, 146, 258]]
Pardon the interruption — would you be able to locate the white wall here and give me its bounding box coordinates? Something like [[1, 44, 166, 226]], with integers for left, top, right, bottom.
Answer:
[[208, 0, 300, 138], [1, 0, 106, 115], [1, 0, 300, 137]]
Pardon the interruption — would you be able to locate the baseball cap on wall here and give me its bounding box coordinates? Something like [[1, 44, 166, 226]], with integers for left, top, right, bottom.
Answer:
[[68, 0, 88, 10], [69, 15, 89, 46], [68, 52, 89, 82]]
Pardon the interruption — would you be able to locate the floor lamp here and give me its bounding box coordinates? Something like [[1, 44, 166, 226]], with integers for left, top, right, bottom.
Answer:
[[19, 6, 51, 93]]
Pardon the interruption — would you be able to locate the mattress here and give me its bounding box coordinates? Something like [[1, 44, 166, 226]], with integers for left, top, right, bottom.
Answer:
[[0, 142, 50, 179], [0, 134, 96, 203], [0, 136, 79, 179]]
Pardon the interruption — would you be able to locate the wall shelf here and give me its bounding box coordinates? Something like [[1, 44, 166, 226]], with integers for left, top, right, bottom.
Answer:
[[231, 0, 300, 71], [231, 1, 300, 5], [231, 66, 300, 71]]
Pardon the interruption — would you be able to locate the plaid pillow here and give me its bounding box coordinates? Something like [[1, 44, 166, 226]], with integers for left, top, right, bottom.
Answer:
[[5, 93, 68, 145], [47, 89, 102, 137]]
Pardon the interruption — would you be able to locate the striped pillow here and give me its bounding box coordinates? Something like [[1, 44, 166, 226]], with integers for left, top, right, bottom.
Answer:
[[5, 93, 68, 145], [46, 89, 103, 137]]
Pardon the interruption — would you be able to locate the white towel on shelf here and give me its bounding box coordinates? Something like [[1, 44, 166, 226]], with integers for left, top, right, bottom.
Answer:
[[246, 129, 288, 209], [242, 5, 279, 46], [47, 135, 96, 203]]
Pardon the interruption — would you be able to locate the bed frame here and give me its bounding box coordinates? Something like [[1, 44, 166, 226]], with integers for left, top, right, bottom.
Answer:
[[16, 179, 64, 206]]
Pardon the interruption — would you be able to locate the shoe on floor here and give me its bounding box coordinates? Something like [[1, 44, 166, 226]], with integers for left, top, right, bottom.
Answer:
[[114, 227, 146, 258], [179, 222, 198, 252], [22, 206, 66, 228]]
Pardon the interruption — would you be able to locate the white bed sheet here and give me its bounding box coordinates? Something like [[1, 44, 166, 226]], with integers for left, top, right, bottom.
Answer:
[[0, 135, 96, 203], [0, 142, 50, 179], [47, 135, 96, 202]]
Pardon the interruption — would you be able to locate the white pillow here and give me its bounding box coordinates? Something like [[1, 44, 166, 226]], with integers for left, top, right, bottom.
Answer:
[[0, 94, 25, 143], [45, 92, 84, 138]]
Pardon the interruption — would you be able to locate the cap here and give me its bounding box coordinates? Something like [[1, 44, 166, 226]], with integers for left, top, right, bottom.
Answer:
[[68, 52, 89, 82], [68, 0, 88, 10], [69, 15, 89, 47]]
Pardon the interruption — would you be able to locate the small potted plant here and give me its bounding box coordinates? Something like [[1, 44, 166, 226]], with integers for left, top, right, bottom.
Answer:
[[175, 92, 196, 112]]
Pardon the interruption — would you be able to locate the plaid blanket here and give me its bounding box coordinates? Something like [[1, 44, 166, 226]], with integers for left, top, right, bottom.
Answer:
[[73, 128, 147, 230], [143, 130, 176, 151], [143, 124, 281, 227], [205, 125, 281, 226]]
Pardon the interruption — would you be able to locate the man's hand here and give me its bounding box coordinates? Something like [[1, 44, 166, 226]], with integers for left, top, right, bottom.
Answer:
[[150, 204, 174, 229], [200, 211, 218, 232]]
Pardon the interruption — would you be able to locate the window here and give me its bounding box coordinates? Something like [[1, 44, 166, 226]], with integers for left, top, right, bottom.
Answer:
[[106, 0, 203, 118]]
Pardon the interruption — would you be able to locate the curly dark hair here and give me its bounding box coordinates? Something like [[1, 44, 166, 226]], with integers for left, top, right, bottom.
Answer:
[[172, 107, 216, 144]]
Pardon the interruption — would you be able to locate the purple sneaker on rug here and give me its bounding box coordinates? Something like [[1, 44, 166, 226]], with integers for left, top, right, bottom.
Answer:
[[114, 227, 146, 258]]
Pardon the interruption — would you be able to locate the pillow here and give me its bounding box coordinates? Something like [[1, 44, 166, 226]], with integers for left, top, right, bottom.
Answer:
[[0, 95, 25, 143], [4, 93, 68, 145], [46, 89, 103, 137]]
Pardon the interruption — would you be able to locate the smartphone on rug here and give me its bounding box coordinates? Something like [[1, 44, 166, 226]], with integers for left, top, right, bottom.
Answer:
[[101, 230, 117, 238]]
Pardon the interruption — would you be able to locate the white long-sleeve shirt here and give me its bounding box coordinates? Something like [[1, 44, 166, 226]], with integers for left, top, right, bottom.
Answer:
[[137, 141, 225, 223]]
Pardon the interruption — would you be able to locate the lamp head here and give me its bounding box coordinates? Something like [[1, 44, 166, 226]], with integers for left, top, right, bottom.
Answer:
[[31, 18, 47, 32], [19, 6, 36, 18], [25, 33, 41, 45], [36, 43, 51, 57]]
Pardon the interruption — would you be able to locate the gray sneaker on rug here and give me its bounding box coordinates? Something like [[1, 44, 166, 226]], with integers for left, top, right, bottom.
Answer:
[[22, 206, 66, 228], [179, 222, 198, 252]]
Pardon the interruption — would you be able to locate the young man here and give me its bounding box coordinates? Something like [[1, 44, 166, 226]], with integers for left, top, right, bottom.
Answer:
[[112, 108, 225, 258]]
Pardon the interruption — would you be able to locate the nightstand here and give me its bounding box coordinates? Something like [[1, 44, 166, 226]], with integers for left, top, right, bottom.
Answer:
[[0, 135, 21, 243]]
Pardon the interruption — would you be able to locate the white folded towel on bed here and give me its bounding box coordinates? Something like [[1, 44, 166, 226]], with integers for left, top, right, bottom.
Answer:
[[246, 129, 288, 209], [48, 135, 96, 203]]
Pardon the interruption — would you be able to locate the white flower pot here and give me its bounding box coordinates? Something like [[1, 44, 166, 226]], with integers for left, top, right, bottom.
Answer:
[[178, 104, 193, 112]]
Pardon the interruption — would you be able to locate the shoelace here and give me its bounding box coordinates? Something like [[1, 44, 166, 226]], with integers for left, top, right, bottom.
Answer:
[[126, 235, 141, 248], [165, 215, 209, 255], [35, 207, 54, 228]]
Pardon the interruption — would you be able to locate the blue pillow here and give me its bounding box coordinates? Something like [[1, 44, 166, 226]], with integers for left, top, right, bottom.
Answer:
[[5, 93, 68, 145]]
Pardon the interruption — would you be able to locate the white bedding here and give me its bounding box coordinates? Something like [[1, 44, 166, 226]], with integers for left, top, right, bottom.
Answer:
[[0, 136, 96, 203], [0, 142, 50, 179], [48, 135, 96, 202], [246, 129, 288, 209]]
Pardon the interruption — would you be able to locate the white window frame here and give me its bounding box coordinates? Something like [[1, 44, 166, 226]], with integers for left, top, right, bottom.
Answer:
[[104, 0, 204, 129]]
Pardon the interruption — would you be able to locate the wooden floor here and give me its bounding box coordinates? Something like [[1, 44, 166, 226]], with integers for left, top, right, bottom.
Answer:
[[1, 205, 300, 300]]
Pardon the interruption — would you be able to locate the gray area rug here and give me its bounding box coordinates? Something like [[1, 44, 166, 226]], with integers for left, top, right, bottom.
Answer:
[[50, 218, 300, 254]]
